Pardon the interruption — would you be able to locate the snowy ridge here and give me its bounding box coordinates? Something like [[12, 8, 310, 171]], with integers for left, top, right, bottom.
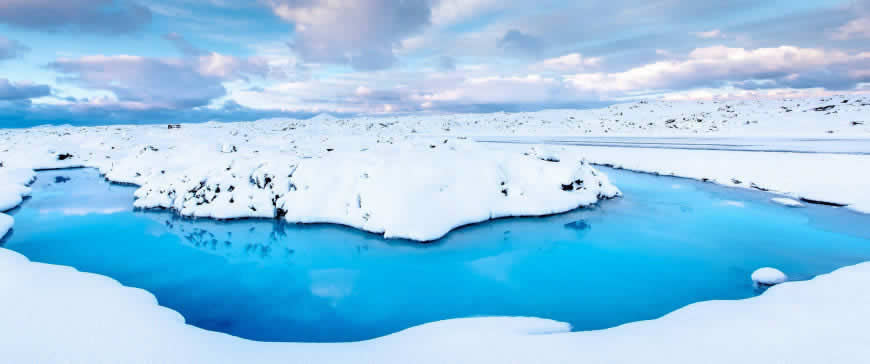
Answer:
[[257, 94, 870, 137], [2, 246, 869, 363]]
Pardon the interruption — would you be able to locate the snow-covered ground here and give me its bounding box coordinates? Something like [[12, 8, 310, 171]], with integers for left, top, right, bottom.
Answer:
[[502, 145, 870, 213], [2, 94, 870, 362], [297, 94, 870, 137], [2, 247, 869, 363]]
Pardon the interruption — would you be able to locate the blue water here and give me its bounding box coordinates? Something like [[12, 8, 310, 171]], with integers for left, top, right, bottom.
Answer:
[[3, 167, 870, 342]]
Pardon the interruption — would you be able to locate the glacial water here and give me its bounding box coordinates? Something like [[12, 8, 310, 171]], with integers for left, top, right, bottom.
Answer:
[[3, 167, 870, 343]]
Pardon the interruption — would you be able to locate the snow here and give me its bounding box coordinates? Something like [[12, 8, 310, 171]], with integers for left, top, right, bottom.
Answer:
[[0, 213, 12, 238], [2, 94, 870, 361], [771, 197, 804, 207], [752, 267, 789, 287], [559, 146, 870, 213], [0, 188, 22, 212], [261, 94, 870, 138], [0, 128, 618, 241], [2, 246, 870, 363]]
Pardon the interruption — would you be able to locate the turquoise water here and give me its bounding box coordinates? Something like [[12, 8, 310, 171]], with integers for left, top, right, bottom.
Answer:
[[3, 167, 870, 342]]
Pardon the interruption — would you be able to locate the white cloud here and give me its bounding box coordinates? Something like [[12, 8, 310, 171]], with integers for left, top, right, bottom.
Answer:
[[49, 51, 271, 109], [412, 74, 566, 105], [432, 0, 500, 26], [265, 0, 432, 70], [532, 53, 602, 72], [565, 46, 868, 94], [832, 17, 870, 40], [692, 29, 724, 39]]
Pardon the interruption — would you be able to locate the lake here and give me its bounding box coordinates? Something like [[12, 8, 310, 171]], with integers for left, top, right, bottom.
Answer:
[[3, 167, 869, 342]]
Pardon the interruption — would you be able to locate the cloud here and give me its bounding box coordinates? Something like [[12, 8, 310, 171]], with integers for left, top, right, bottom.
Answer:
[[0, 96, 325, 128], [693, 29, 724, 39], [497, 29, 546, 55], [565, 46, 870, 94], [48, 55, 227, 109], [431, 0, 500, 26], [0, 0, 152, 33], [0, 79, 51, 100], [411, 74, 574, 108], [832, 17, 870, 40], [48, 51, 271, 109], [162, 32, 205, 56], [0, 36, 29, 61], [43, 34, 279, 110], [438, 55, 457, 71], [532, 53, 602, 73], [266, 0, 433, 70]]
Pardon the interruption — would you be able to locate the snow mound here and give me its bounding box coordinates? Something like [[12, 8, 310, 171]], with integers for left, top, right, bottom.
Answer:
[[131, 139, 619, 241], [752, 267, 788, 287], [0, 188, 22, 212]]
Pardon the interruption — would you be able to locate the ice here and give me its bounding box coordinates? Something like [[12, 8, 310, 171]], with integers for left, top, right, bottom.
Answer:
[[771, 197, 804, 207]]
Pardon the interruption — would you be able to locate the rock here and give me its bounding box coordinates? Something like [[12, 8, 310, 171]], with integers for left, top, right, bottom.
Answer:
[[525, 146, 560, 162], [752, 267, 788, 288], [220, 144, 237, 153], [813, 105, 836, 112], [564, 220, 591, 231], [57, 153, 73, 160]]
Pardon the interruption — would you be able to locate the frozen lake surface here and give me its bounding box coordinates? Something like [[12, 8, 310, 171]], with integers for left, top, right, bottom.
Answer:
[[477, 136, 870, 155], [3, 167, 870, 342]]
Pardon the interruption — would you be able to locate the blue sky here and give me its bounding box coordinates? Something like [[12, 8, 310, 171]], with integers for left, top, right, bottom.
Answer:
[[1, 0, 869, 126]]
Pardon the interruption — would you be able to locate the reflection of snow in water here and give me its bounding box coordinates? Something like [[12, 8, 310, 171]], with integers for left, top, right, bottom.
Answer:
[[40, 207, 127, 216]]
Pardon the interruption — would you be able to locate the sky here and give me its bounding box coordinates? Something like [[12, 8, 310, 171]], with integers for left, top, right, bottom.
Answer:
[[1, 0, 869, 127]]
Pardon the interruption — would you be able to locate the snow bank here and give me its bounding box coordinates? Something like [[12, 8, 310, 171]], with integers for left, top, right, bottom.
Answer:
[[2, 246, 869, 363], [0, 213, 12, 238], [0, 167, 33, 238], [562, 146, 870, 213]]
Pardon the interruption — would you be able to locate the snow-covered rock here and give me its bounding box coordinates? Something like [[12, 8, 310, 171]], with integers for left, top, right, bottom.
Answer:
[[130, 139, 619, 241], [220, 143, 237, 153], [752, 267, 788, 288]]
